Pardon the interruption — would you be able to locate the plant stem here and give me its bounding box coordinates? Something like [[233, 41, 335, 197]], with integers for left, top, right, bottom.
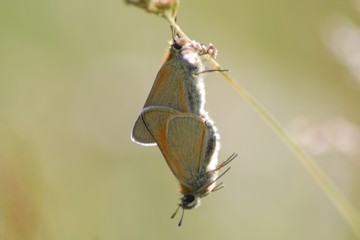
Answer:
[[212, 60, 360, 238]]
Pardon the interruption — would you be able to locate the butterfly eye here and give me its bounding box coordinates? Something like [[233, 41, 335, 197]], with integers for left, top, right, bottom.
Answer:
[[181, 194, 199, 209], [172, 40, 182, 50], [172, 37, 187, 50]]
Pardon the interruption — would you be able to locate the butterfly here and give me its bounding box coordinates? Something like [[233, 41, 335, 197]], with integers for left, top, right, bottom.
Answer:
[[132, 37, 217, 146], [140, 106, 236, 226]]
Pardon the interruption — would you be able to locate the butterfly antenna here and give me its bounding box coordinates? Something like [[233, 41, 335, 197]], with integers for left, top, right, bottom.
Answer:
[[170, 25, 176, 40], [170, 204, 185, 227], [178, 208, 185, 227], [171, 204, 181, 219], [170, 16, 180, 40]]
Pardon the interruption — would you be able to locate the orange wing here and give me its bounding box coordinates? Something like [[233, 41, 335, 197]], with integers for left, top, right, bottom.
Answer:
[[141, 106, 218, 189], [132, 48, 205, 145], [165, 113, 218, 188], [132, 54, 188, 145], [141, 106, 187, 179]]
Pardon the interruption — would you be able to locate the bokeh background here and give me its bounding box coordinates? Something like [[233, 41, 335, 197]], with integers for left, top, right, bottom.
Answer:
[[1, 0, 360, 239]]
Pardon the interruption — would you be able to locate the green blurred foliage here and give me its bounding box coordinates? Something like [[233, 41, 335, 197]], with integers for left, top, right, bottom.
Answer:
[[0, 0, 360, 239]]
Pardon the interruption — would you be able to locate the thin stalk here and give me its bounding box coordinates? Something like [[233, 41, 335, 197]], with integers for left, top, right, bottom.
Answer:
[[164, 12, 190, 42], [212, 61, 360, 238]]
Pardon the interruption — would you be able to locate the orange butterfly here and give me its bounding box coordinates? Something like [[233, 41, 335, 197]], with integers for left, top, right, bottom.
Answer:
[[141, 106, 236, 226]]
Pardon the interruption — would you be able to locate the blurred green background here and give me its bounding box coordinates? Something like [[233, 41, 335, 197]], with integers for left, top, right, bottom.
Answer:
[[1, 0, 360, 239]]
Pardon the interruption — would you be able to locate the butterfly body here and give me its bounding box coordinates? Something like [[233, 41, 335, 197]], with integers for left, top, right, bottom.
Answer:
[[132, 38, 206, 146]]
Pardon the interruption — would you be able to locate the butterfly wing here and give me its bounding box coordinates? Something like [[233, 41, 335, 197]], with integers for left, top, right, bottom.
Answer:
[[131, 48, 205, 146], [131, 116, 157, 146], [141, 106, 218, 188], [140, 106, 187, 180], [131, 56, 190, 145], [165, 113, 218, 187]]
